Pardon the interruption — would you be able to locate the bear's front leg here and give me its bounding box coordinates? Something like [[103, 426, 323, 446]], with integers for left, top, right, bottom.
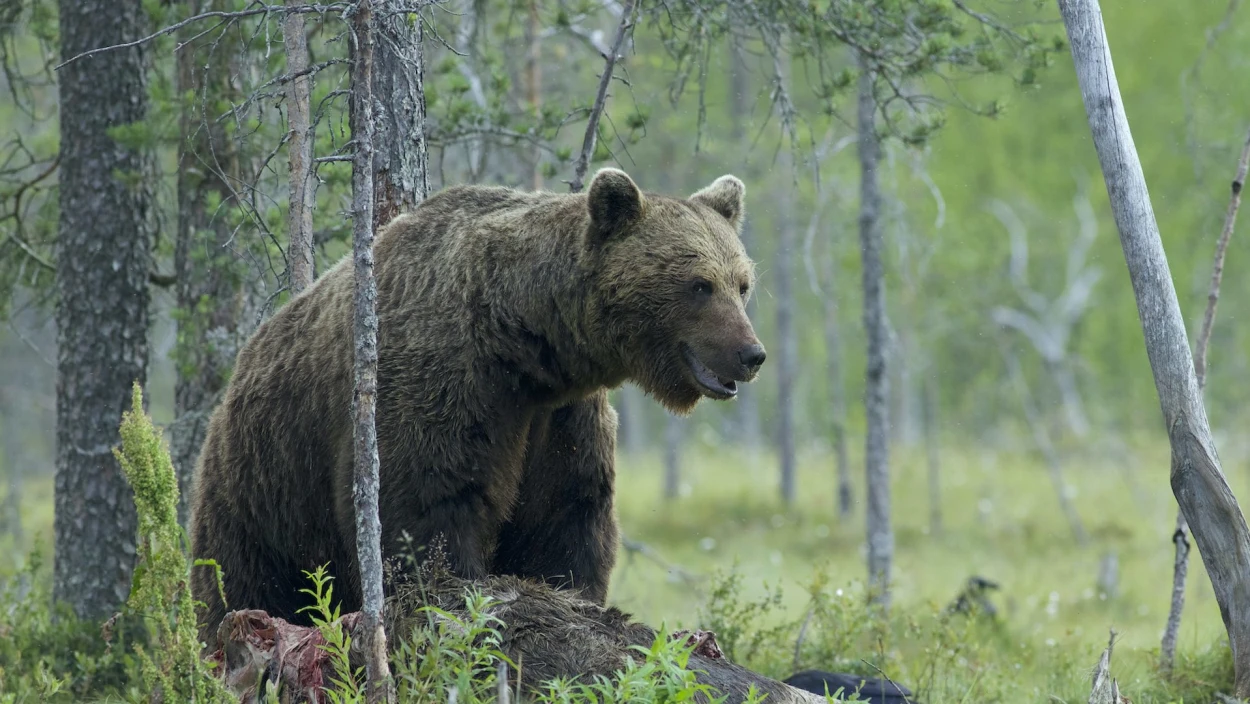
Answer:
[[491, 390, 619, 604]]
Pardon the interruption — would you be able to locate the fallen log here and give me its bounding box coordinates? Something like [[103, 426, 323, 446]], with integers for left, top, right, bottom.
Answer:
[[212, 570, 825, 704]]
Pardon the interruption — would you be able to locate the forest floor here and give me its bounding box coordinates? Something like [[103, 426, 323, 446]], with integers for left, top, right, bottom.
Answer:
[[1, 436, 1245, 702]]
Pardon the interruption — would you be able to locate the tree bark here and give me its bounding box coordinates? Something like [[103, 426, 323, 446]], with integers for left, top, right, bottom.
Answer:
[[822, 237, 852, 519], [371, 0, 429, 230], [349, 1, 393, 700], [923, 374, 941, 535], [285, 0, 316, 295], [53, 0, 151, 621], [1058, 0, 1250, 694], [664, 413, 682, 501], [524, 0, 542, 190], [1160, 127, 1250, 673], [776, 178, 798, 505], [857, 61, 892, 606], [171, 0, 248, 529]]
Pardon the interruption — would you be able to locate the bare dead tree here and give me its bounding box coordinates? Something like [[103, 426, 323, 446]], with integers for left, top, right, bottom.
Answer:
[[989, 192, 1101, 439], [1000, 341, 1089, 545], [858, 58, 892, 607], [1059, 0, 1250, 693], [567, 0, 637, 193], [1160, 126, 1250, 674], [285, 0, 316, 295], [348, 0, 393, 700]]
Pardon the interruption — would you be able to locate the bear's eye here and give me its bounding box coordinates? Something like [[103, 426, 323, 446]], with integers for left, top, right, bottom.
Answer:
[[692, 280, 714, 297], [739, 282, 750, 298]]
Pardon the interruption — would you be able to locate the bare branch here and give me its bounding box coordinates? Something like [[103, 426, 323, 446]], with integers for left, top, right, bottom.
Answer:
[[568, 0, 638, 193]]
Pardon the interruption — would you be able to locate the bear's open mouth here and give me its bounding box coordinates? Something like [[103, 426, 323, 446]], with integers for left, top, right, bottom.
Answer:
[[680, 344, 738, 400]]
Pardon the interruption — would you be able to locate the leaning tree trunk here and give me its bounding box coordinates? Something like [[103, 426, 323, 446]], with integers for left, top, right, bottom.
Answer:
[[857, 61, 892, 606], [53, 0, 151, 622], [171, 0, 248, 528], [1059, 0, 1250, 694]]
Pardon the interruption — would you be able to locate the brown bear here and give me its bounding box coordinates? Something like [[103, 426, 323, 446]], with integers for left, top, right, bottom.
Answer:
[[189, 168, 766, 645]]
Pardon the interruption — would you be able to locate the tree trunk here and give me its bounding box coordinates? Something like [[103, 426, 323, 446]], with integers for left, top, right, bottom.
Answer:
[[171, 0, 248, 529], [664, 413, 682, 501], [857, 62, 892, 606], [616, 385, 645, 457], [923, 374, 941, 535], [735, 224, 763, 452], [371, 0, 429, 230], [1160, 128, 1250, 673], [776, 180, 797, 505], [53, 0, 151, 621], [1059, 0, 1250, 694], [350, 1, 394, 700], [524, 0, 542, 190], [285, 0, 316, 295], [824, 239, 852, 519]]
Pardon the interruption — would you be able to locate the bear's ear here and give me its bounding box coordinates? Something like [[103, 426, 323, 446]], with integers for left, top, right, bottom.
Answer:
[[690, 175, 746, 229], [587, 168, 645, 241]]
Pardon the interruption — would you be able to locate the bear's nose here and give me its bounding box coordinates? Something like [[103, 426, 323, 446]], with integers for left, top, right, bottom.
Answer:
[[739, 343, 767, 369]]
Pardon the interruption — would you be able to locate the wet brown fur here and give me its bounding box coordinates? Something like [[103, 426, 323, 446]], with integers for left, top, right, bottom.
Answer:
[[189, 169, 762, 645]]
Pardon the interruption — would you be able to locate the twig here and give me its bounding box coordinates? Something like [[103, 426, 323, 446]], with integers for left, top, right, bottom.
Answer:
[[792, 607, 813, 672], [567, 0, 637, 193], [859, 660, 912, 704], [1161, 125, 1250, 674], [54, 3, 347, 70], [619, 535, 700, 586]]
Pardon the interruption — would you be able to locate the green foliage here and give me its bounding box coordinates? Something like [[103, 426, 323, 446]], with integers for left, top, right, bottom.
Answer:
[[114, 382, 234, 703]]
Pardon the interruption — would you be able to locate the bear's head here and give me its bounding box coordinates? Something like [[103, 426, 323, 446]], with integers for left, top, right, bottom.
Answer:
[[584, 168, 766, 414]]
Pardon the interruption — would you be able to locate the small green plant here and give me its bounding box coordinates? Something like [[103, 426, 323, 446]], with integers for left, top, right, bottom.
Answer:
[[114, 382, 234, 703], [298, 565, 366, 704]]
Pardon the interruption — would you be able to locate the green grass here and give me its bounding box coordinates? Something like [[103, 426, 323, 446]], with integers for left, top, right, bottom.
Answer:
[[609, 437, 1246, 701]]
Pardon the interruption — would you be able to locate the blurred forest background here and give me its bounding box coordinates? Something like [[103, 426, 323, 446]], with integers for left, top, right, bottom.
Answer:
[[3, 0, 1250, 700]]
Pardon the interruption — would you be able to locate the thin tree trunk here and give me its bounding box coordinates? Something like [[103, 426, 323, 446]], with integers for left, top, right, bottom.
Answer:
[[0, 390, 21, 541], [371, 0, 429, 229], [1160, 127, 1250, 673], [171, 0, 247, 529], [53, 0, 150, 621], [568, 0, 636, 193], [525, 0, 542, 190], [616, 385, 645, 456], [736, 224, 764, 451], [664, 413, 682, 501], [857, 62, 892, 606], [1059, 0, 1250, 693], [776, 180, 797, 505], [285, 0, 316, 295], [729, 40, 761, 453], [349, 1, 393, 700], [923, 374, 941, 535], [825, 241, 852, 519]]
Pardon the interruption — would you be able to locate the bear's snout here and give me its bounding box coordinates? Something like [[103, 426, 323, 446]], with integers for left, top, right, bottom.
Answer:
[[738, 342, 767, 371]]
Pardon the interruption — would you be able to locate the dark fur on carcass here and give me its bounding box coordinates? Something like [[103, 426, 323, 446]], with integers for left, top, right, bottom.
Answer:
[[383, 569, 824, 704]]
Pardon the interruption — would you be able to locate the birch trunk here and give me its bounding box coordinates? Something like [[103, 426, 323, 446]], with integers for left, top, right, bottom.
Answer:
[[1058, 0, 1250, 693], [349, 1, 393, 700], [857, 63, 892, 606]]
